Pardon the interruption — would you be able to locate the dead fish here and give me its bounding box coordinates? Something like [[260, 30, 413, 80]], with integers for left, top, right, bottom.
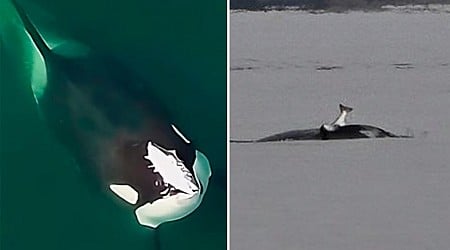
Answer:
[[231, 104, 413, 143], [11, 0, 211, 228]]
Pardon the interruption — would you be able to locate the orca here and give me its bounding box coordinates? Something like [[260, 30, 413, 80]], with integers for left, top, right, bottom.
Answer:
[[231, 104, 412, 143], [11, 0, 211, 229]]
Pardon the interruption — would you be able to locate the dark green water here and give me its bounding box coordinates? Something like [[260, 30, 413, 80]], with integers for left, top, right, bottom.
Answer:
[[0, 0, 226, 249]]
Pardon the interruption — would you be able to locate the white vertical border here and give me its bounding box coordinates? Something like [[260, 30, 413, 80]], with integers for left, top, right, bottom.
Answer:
[[226, 0, 230, 248]]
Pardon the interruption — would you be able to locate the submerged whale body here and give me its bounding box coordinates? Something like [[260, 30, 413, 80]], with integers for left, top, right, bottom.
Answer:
[[231, 104, 412, 143], [12, 0, 211, 228]]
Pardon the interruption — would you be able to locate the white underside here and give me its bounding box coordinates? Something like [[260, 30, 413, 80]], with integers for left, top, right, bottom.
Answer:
[[144, 142, 199, 195], [360, 130, 377, 138], [332, 110, 348, 126], [109, 184, 139, 205], [135, 150, 212, 228], [323, 110, 349, 131], [323, 124, 338, 132]]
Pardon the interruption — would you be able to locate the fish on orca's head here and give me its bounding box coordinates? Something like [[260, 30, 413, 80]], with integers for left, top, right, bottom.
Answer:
[[144, 141, 200, 198], [10, 0, 212, 229], [338, 103, 353, 113], [318, 104, 402, 140], [320, 103, 354, 139], [107, 127, 212, 228], [231, 103, 411, 143], [330, 103, 353, 127]]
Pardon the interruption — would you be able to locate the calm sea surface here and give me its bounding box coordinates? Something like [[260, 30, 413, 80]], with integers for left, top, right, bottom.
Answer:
[[231, 9, 450, 250]]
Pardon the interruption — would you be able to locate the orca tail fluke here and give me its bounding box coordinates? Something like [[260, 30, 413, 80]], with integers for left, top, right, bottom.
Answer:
[[230, 139, 256, 143], [339, 103, 353, 113]]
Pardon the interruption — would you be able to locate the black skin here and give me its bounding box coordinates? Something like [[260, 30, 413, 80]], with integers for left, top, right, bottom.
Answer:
[[13, 0, 197, 206], [231, 124, 410, 143], [319, 124, 400, 140]]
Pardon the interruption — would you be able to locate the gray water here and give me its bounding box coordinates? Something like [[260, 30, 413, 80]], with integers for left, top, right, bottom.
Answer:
[[231, 9, 450, 250]]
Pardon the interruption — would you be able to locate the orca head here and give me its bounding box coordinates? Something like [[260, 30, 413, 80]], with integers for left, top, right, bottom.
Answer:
[[106, 127, 211, 228]]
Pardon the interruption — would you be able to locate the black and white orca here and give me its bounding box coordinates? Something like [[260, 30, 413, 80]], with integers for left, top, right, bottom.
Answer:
[[12, 0, 211, 228], [231, 104, 412, 143]]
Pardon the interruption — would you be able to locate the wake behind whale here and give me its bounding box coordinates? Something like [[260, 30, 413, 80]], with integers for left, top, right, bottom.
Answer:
[[231, 104, 413, 143]]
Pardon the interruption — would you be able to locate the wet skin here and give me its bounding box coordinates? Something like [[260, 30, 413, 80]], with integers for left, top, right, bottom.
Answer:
[[12, 0, 201, 207], [231, 124, 410, 143]]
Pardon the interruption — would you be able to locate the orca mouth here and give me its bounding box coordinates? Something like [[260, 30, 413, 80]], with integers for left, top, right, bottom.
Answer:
[[134, 150, 212, 228], [157, 175, 199, 198], [144, 141, 200, 199], [108, 140, 212, 228]]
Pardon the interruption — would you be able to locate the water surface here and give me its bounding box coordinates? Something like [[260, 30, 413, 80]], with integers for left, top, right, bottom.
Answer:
[[231, 9, 450, 250]]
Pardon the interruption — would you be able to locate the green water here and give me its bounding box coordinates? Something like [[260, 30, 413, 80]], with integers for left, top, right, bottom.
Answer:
[[0, 0, 226, 249]]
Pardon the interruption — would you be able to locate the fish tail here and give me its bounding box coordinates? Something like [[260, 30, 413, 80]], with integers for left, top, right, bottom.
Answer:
[[339, 103, 353, 113]]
